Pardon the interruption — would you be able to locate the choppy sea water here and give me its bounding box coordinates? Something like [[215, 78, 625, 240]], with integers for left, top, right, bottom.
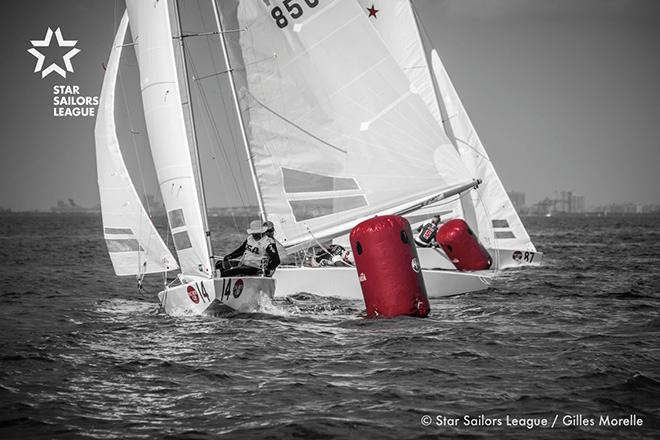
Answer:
[[0, 214, 658, 439]]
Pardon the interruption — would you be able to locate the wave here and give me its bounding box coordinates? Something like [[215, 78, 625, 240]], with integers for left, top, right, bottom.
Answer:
[[595, 291, 658, 300], [604, 373, 660, 395], [583, 373, 660, 416], [220, 417, 390, 440]]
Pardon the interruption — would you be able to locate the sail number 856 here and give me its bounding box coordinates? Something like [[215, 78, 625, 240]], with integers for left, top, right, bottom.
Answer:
[[272, 0, 320, 29]]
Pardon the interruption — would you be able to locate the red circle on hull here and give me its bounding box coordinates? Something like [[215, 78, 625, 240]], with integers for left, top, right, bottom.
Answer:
[[232, 279, 244, 298], [187, 285, 200, 304]]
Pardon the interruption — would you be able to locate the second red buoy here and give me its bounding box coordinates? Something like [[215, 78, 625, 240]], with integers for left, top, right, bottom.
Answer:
[[436, 219, 492, 271]]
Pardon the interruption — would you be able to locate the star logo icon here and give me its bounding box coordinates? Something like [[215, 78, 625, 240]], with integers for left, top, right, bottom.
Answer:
[[367, 4, 379, 19], [27, 27, 81, 79]]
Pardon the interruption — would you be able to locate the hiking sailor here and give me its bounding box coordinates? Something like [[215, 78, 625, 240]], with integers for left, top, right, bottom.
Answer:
[[310, 244, 353, 267], [263, 220, 290, 265], [216, 220, 280, 277], [414, 215, 442, 247]]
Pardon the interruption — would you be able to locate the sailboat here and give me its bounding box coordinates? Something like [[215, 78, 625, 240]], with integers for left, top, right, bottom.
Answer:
[[352, 0, 542, 271], [96, 10, 276, 316], [96, 0, 500, 315]]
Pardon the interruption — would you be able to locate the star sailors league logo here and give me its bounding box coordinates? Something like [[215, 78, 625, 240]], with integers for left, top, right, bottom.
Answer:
[[27, 27, 80, 78]]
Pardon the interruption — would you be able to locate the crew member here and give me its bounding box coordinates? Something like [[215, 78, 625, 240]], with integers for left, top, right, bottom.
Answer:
[[263, 220, 290, 265], [414, 215, 442, 247], [310, 244, 353, 267], [216, 220, 280, 277]]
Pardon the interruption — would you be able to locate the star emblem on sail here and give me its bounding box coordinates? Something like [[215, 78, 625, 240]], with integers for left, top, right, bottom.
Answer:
[[27, 27, 80, 78]]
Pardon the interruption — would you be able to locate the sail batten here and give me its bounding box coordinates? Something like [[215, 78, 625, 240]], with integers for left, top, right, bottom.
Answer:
[[95, 11, 178, 276]]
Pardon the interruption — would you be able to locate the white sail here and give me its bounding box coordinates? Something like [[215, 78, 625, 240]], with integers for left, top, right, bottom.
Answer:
[[219, 0, 474, 249], [356, 0, 481, 234], [355, 0, 442, 126], [126, 0, 212, 277], [95, 11, 178, 276], [353, 0, 535, 252], [431, 50, 536, 251]]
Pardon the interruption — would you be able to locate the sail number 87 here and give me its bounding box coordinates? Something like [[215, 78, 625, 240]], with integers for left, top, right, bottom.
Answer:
[[272, 0, 320, 29]]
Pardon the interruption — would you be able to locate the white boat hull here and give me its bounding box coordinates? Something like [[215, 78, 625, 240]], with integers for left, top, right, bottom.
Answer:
[[416, 246, 543, 270], [272, 266, 491, 300], [489, 248, 543, 269], [158, 276, 276, 316]]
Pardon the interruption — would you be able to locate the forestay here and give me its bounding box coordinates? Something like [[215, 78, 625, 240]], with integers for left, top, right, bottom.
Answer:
[[126, 0, 212, 277], [95, 11, 178, 276], [431, 50, 536, 251], [219, 0, 474, 249]]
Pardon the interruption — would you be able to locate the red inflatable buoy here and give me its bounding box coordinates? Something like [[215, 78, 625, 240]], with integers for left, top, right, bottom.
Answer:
[[436, 219, 492, 271], [350, 215, 430, 318]]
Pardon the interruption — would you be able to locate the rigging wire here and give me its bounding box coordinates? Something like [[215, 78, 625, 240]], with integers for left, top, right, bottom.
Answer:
[[195, 0, 238, 149], [195, 0, 256, 207], [302, 225, 354, 268], [183, 41, 249, 206], [177, 1, 259, 239], [229, 211, 241, 235], [245, 91, 348, 154]]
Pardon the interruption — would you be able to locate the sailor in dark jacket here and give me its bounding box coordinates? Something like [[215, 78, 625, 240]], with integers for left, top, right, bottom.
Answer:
[[414, 215, 442, 247], [217, 220, 280, 277]]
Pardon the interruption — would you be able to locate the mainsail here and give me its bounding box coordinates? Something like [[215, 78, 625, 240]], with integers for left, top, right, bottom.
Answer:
[[126, 0, 213, 277], [218, 0, 475, 250], [95, 11, 178, 276]]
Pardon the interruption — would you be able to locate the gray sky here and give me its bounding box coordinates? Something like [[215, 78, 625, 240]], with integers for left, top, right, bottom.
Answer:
[[1, 0, 659, 211]]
